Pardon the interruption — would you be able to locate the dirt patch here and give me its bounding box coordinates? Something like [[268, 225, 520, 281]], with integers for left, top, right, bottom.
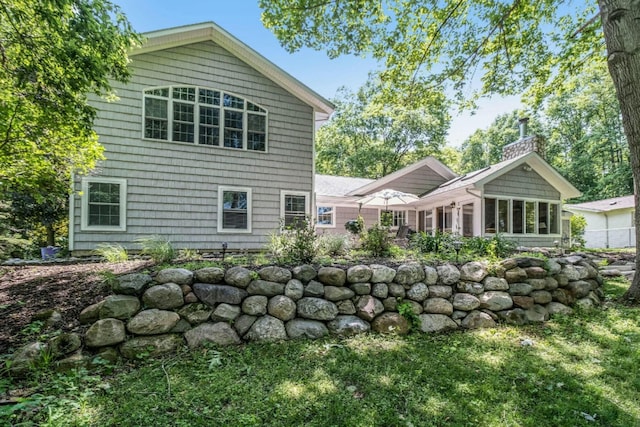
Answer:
[[0, 261, 152, 354]]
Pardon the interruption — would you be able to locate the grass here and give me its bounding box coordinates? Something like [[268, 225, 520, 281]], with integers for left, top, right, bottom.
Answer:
[[2, 277, 640, 426]]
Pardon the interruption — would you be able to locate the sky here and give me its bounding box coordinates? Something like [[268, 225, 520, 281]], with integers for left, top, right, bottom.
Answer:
[[114, 0, 522, 147]]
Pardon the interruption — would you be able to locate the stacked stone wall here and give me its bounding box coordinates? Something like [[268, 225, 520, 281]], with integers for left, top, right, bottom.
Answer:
[[11, 254, 604, 370]]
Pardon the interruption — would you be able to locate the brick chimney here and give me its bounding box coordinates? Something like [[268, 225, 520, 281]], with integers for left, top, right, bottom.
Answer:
[[501, 117, 545, 161]]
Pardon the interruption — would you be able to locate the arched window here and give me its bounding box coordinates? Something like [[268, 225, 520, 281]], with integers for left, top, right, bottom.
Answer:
[[143, 86, 267, 151]]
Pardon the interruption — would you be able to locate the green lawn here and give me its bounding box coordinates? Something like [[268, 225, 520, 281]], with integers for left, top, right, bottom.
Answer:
[[3, 277, 640, 427]]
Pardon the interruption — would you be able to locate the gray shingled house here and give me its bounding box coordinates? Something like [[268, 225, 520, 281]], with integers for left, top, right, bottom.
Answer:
[[315, 127, 581, 248], [69, 22, 333, 254]]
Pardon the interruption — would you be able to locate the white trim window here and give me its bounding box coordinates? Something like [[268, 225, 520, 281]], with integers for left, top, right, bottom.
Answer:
[[381, 209, 407, 229], [316, 206, 335, 227], [81, 178, 127, 231], [143, 86, 267, 151], [218, 186, 252, 233], [484, 197, 560, 235], [281, 191, 310, 228]]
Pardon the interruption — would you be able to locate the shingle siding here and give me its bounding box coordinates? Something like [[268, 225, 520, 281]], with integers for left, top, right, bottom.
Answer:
[[484, 168, 560, 199], [72, 40, 314, 252]]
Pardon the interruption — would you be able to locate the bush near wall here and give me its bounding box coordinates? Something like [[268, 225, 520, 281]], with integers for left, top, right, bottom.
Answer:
[[9, 254, 604, 373]]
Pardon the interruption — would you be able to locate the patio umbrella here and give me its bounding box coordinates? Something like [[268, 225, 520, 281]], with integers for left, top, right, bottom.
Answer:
[[356, 189, 419, 210]]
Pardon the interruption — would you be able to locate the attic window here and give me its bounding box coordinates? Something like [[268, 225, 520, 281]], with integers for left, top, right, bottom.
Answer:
[[143, 86, 267, 151]]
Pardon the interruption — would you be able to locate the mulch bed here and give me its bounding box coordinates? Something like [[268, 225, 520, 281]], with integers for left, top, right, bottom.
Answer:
[[0, 261, 151, 354]]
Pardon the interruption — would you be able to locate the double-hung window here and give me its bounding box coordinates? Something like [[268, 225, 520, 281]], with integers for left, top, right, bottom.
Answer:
[[218, 186, 252, 233], [81, 178, 127, 231], [316, 206, 335, 227], [144, 86, 267, 151], [281, 191, 310, 228]]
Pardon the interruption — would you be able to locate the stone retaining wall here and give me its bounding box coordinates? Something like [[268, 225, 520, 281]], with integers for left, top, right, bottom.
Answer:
[[10, 254, 603, 371]]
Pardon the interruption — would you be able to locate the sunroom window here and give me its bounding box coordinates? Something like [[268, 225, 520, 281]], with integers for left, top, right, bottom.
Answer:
[[144, 86, 267, 151], [485, 198, 560, 235]]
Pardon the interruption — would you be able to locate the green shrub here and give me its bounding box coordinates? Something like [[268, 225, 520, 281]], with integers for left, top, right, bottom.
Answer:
[[317, 233, 350, 256], [95, 243, 128, 262], [409, 230, 454, 255], [267, 217, 318, 264], [397, 300, 421, 331], [570, 214, 587, 248], [361, 224, 391, 257], [137, 235, 175, 264]]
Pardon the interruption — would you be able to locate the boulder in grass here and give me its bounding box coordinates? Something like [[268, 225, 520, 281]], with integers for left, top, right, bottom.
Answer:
[[85, 318, 126, 348], [245, 315, 288, 342], [184, 322, 241, 348], [286, 319, 329, 340], [119, 334, 184, 359], [327, 315, 371, 336]]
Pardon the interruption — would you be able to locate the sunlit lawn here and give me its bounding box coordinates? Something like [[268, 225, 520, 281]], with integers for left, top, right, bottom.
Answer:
[[3, 277, 640, 426]]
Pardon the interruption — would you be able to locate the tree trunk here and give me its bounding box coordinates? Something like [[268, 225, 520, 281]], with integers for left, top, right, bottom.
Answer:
[[46, 224, 55, 247], [599, 0, 640, 302]]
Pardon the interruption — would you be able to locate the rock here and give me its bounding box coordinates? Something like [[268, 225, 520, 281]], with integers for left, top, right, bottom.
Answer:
[[575, 297, 597, 310], [347, 265, 373, 283], [561, 265, 580, 281], [267, 295, 297, 321], [304, 280, 325, 297], [142, 283, 184, 309], [567, 281, 591, 299], [55, 351, 91, 372], [600, 269, 622, 277], [234, 315, 257, 336], [194, 267, 225, 284], [479, 291, 513, 311], [170, 319, 192, 333], [245, 315, 287, 342], [456, 281, 484, 295], [184, 292, 199, 303], [286, 319, 329, 339], [524, 266, 547, 279], [531, 290, 553, 304], [127, 309, 180, 335], [551, 289, 575, 305], [370, 264, 397, 283], [80, 301, 104, 324], [512, 295, 535, 309], [428, 285, 453, 298], [85, 318, 126, 348], [180, 284, 192, 295], [461, 310, 497, 329], [452, 310, 467, 320], [437, 264, 460, 285], [350, 282, 372, 295], [566, 255, 584, 264], [93, 347, 120, 365], [355, 295, 384, 321], [388, 283, 406, 298], [372, 312, 409, 334], [119, 334, 184, 359], [337, 300, 356, 314], [284, 279, 304, 301], [419, 314, 458, 333], [193, 283, 248, 306], [247, 279, 285, 296], [113, 273, 152, 295], [508, 283, 533, 296], [211, 304, 242, 322], [483, 277, 509, 291], [554, 274, 570, 287], [48, 333, 82, 358], [382, 297, 398, 311], [544, 277, 559, 291], [505, 267, 528, 283], [546, 302, 573, 316], [406, 283, 429, 302], [501, 258, 518, 270], [10, 342, 46, 376], [178, 303, 213, 325], [460, 261, 488, 282], [372, 283, 389, 298], [404, 300, 423, 315], [258, 266, 291, 283], [525, 305, 549, 322], [184, 322, 241, 347], [292, 264, 317, 283], [155, 268, 193, 286], [526, 279, 547, 290], [546, 259, 562, 275], [99, 295, 140, 320], [242, 295, 268, 316], [324, 286, 356, 301], [297, 297, 339, 320], [423, 298, 454, 315], [395, 263, 425, 285], [224, 266, 253, 288], [423, 266, 438, 285], [497, 308, 528, 325], [452, 293, 480, 311], [317, 267, 346, 286], [327, 315, 371, 336]]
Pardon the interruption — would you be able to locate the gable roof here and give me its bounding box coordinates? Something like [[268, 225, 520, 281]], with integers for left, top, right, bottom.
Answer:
[[315, 174, 375, 196], [131, 22, 334, 121], [565, 195, 635, 213], [426, 151, 581, 199], [345, 156, 457, 196]]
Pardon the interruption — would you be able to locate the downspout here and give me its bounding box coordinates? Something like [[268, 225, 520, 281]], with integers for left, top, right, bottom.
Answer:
[[604, 212, 609, 249], [311, 109, 317, 226], [68, 175, 75, 253]]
